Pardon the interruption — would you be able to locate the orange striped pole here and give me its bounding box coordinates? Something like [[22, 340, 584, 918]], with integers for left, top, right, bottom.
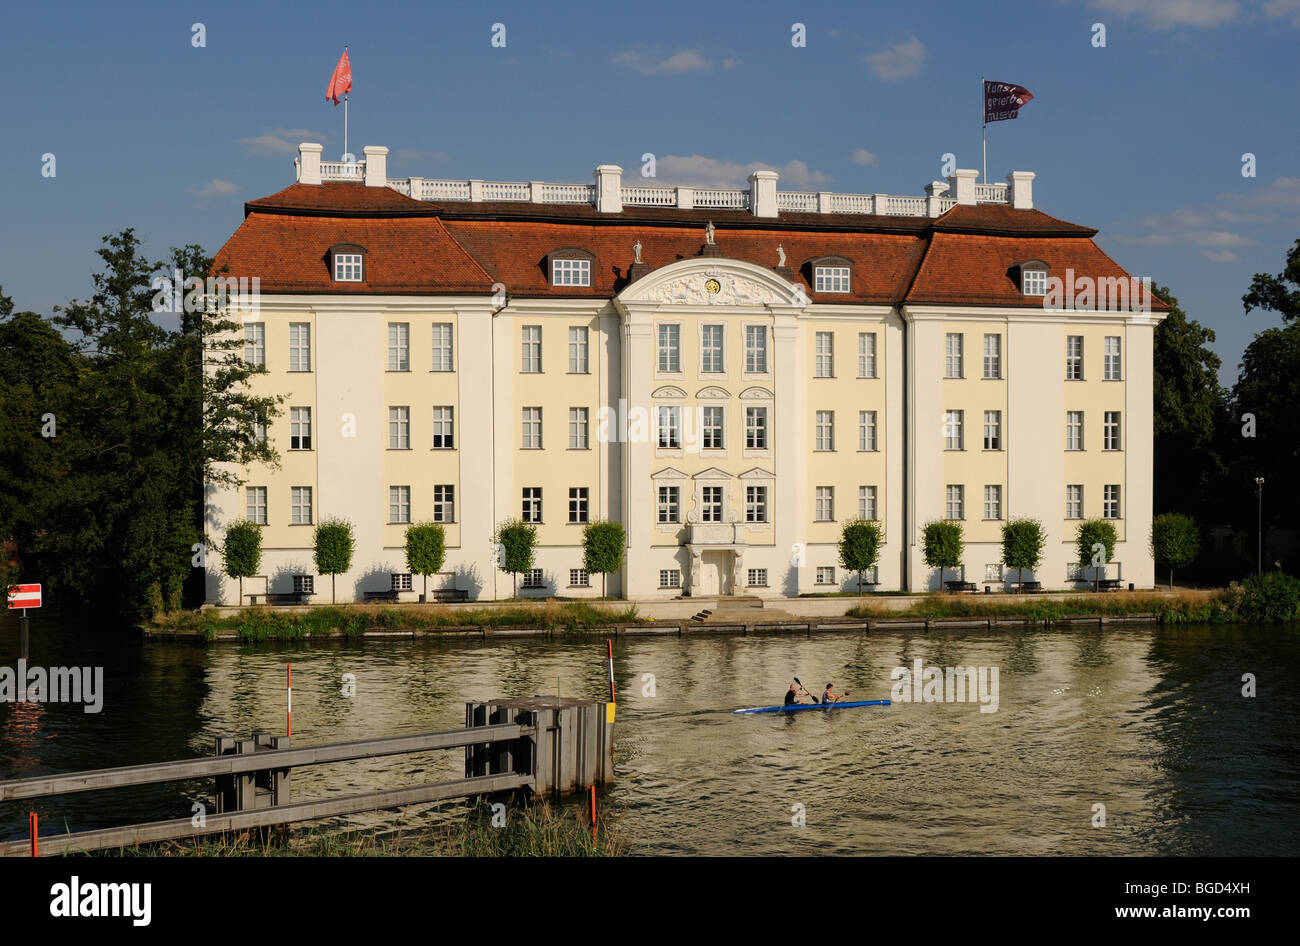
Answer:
[[287, 663, 292, 737], [29, 812, 38, 857]]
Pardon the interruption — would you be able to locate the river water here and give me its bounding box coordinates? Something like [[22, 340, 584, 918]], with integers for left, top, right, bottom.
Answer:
[[1, 612, 1297, 855]]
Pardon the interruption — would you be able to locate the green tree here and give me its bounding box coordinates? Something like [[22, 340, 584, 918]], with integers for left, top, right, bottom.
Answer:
[[405, 522, 446, 600], [839, 520, 883, 597], [495, 518, 537, 598], [222, 520, 263, 605], [1001, 518, 1045, 590], [582, 520, 625, 598], [314, 518, 355, 603], [922, 520, 963, 590], [1076, 519, 1118, 592], [1150, 512, 1200, 590]]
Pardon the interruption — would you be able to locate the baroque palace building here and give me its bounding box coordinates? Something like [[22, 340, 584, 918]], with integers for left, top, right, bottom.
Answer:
[[204, 142, 1166, 603]]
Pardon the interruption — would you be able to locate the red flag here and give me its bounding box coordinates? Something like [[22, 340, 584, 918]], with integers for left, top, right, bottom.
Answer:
[[984, 80, 1033, 123], [327, 48, 352, 105]]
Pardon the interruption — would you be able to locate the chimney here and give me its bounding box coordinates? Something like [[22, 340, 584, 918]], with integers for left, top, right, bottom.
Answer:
[[947, 169, 979, 205], [594, 165, 623, 213], [297, 142, 324, 185], [748, 169, 779, 218], [1007, 171, 1035, 209], [363, 146, 388, 187]]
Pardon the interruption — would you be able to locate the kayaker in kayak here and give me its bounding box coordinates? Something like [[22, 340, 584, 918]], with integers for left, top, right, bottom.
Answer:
[[784, 683, 811, 706], [823, 683, 850, 704]]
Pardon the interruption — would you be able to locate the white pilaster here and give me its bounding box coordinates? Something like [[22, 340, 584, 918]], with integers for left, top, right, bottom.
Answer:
[[298, 143, 323, 185], [363, 146, 388, 187]]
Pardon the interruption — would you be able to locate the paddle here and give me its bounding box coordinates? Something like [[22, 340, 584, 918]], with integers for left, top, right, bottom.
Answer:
[[792, 676, 819, 704]]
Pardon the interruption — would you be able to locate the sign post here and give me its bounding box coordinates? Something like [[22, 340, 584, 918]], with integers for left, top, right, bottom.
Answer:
[[7, 584, 42, 660]]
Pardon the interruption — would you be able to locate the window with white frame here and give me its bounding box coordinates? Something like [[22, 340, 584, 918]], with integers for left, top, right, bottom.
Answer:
[[745, 485, 768, 523], [945, 484, 965, 520], [660, 569, 681, 589], [551, 258, 591, 286], [815, 486, 834, 521], [1065, 485, 1083, 520], [657, 324, 681, 372], [522, 487, 542, 522], [815, 410, 835, 451], [389, 485, 411, 524], [984, 485, 1002, 520], [1067, 562, 1084, 581], [985, 563, 1005, 581], [1103, 411, 1121, 450], [290, 407, 312, 450], [701, 486, 723, 523], [815, 332, 834, 377], [1066, 411, 1084, 451], [983, 333, 1001, 379], [432, 406, 454, 449], [568, 487, 589, 524], [293, 574, 314, 594], [431, 323, 454, 371], [745, 325, 768, 373], [246, 486, 267, 525], [289, 323, 311, 372], [244, 322, 265, 367], [816, 566, 836, 585], [392, 573, 413, 591], [745, 406, 768, 449], [702, 406, 724, 450], [657, 406, 681, 449], [858, 485, 878, 521], [521, 325, 542, 373], [858, 410, 878, 451], [569, 326, 589, 373], [814, 266, 851, 293], [570, 569, 590, 587], [747, 568, 769, 587], [433, 484, 455, 522], [290, 486, 312, 525], [249, 412, 267, 446], [1022, 267, 1047, 296], [521, 407, 542, 449], [522, 568, 545, 588], [945, 333, 963, 378], [657, 485, 680, 523], [388, 406, 410, 449], [1104, 336, 1122, 380], [858, 332, 877, 378], [1066, 336, 1084, 380], [1103, 485, 1121, 519], [701, 325, 724, 373], [569, 408, 589, 449], [334, 253, 363, 282], [388, 323, 409, 371], [944, 410, 964, 450], [983, 410, 1002, 450]]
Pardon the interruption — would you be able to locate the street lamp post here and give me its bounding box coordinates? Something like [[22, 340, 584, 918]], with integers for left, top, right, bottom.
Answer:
[[1254, 477, 1265, 576]]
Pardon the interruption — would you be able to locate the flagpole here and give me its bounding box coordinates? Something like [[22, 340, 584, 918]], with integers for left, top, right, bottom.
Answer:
[[343, 44, 349, 160], [981, 76, 986, 183]]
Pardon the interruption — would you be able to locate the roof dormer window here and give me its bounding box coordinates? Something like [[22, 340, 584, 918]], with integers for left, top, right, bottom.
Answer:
[[809, 256, 853, 294], [330, 243, 366, 282], [547, 247, 595, 287], [1017, 260, 1049, 297]]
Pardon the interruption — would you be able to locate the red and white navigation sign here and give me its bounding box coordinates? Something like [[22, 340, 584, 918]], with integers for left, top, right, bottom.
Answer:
[[6, 584, 41, 609]]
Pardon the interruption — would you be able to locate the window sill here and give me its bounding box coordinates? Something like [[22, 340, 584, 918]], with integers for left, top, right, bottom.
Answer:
[[566, 371, 592, 376], [567, 585, 591, 589], [289, 522, 313, 527], [287, 370, 313, 374], [429, 369, 456, 373], [857, 448, 880, 453], [385, 369, 411, 373], [388, 447, 412, 451], [431, 446, 455, 451], [567, 446, 592, 451]]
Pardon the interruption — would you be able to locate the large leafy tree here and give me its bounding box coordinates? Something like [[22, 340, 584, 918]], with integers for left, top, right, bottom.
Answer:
[[314, 518, 355, 604], [838, 520, 883, 597], [1001, 518, 1045, 590], [1076, 520, 1118, 592], [495, 518, 537, 598], [1150, 512, 1200, 590], [222, 520, 263, 605], [405, 522, 447, 600], [922, 520, 963, 590], [582, 520, 625, 598]]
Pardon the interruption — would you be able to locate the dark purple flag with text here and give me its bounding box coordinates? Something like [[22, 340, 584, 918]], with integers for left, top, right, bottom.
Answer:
[[984, 81, 1034, 123]]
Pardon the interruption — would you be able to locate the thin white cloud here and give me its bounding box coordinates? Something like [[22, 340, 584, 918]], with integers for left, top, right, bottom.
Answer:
[[653, 154, 832, 190], [1200, 248, 1241, 262], [1089, 0, 1243, 30], [613, 48, 711, 76], [721, 58, 741, 70], [1263, 0, 1300, 25], [863, 37, 926, 81], [851, 148, 880, 167], [393, 148, 453, 167], [239, 129, 328, 157], [191, 179, 241, 199], [1112, 177, 1297, 254]]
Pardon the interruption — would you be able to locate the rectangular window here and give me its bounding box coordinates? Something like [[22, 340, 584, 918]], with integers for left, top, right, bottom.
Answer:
[[289, 323, 311, 372], [858, 332, 877, 378], [522, 487, 542, 523], [702, 406, 724, 450], [1104, 336, 1122, 380], [858, 410, 878, 451], [814, 266, 851, 293], [432, 406, 455, 449], [946, 485, 965, 520], [816, 566, 836, 585], [985, 563, 1004, 582], [1066, 411, 1084, 451], [244, 322, 265, 367], [568, 487, 589, 524], [246, 486, 267, 525], [1067, 562, 1084, 582], [334, 253, 362, 281], [815, 332, 834, 377], [815, 410, 835, 451], [569, 408, 589, 449], [747, 568, 769, 587], [1066, 485, 1083, 520], [944, 410, 964, 450], [522, 568, 545, 589], [657, 324, 681, 372], [657, 485, 680, 523], [745, 485, 768, 523], [983, 410, 1002, 451], [745, 407, 768, 449], [521, 325, 542, 373], [745, 325, 768, 373], [293, 575, 314, 595], [388, 406, 410, 449], [858, 485, 878, 521], [431, 323, 454, 371], [658, 406, 681, 449], [568, 326, 589, 373], [552, 258, 591, 286], [388, 322, 410, 371], [290, 486, 312, 525], [389, 485, 411, 524], [1066, 336, 1084, 380], [984, 485, 1002, 520], [660, 569, 682, 589], [289, 407, 312, 450], [249, 412, 267, 446], [522, 407, 542, 449], [1104, 485, 1121, 519], [392, 573, 413, 592], [1022, 269, 1047, 296], [570, 568, 590, 587], [945, 333, 963, 378], [701, 325, 724, 373], [701, 486, 723, 523], [1103, 411, 1121, 451], [983, 333, 1002, 379], [433, 484, 455, 523], [815, 486, 834, 521]]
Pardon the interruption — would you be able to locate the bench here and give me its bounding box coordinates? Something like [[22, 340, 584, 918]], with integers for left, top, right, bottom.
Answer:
[[265, 592, 312, 606], [430, 588, 468, 603], [1096, 578, 1122, 592], [944, 580, 978, 593], [363, 590, 400, 603], [1009, 581, 1043, 593]]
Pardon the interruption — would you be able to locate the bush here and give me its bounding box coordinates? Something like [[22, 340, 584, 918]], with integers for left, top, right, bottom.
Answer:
[[1150, 513, 1200, 590], [922, 520, 963, 588], [839, 520, 883, 596], [1237, 571, 1300, 623]]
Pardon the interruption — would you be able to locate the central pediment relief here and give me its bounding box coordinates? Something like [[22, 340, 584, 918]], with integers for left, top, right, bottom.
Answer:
[[644, 272, 779, 306]]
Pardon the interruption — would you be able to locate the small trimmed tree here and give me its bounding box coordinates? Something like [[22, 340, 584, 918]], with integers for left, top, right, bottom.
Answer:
[[405, 522, 446, 600], [583, 520, 626, 598], [1150, 512, 1200, 590], [1076, 519, 1118, 592], [1002, 518, 1045, 591], [839, 520, 883, 597], [222, 520, 262, 606], [495, 518, 537, 598], [922, 519, 964, 590], [314, 518, 355, 604]]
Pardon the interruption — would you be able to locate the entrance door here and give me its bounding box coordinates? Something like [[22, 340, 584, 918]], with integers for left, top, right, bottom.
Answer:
[[701, 551, 731, 596]]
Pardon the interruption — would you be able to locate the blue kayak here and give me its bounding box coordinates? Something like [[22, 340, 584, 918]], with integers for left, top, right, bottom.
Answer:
[[733, 699, 891, 715]]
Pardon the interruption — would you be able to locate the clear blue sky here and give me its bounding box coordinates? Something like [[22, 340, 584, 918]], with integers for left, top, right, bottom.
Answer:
[[2, 0, 1296, 386]]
